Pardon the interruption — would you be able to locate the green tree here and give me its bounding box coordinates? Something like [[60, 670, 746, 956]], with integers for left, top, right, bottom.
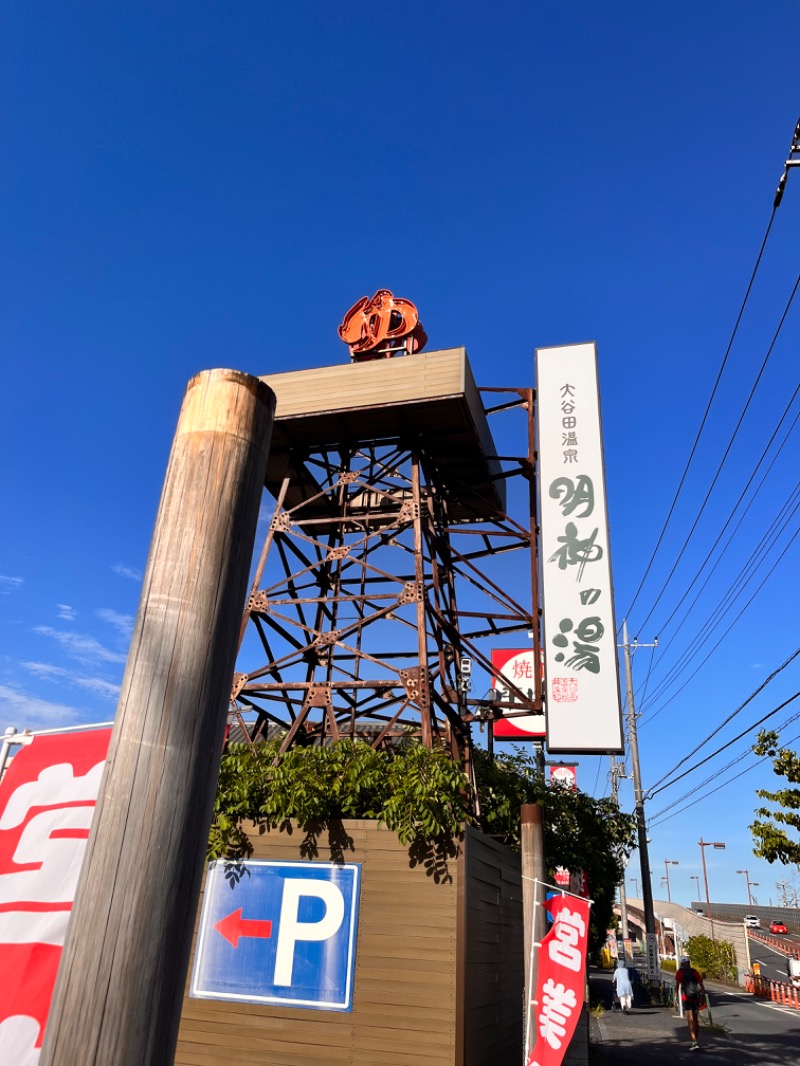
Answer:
[[750, 729, 800, 865], [208, 738, 469, 859], [209, 738, 636, 950], [472, 746, 636, 947]]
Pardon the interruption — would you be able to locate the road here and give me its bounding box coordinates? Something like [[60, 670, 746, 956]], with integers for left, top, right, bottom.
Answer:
[[705, 983, 800, 1065], [747, 931, 798, 984], [592, 968, 800, 1065]]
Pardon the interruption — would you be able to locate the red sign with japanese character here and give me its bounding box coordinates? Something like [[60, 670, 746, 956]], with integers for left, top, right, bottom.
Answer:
[[491, 649, 546, 739], [0, 728, 111, 1064], [526, 893, 592, 1066], [549, 765, 577, 790]]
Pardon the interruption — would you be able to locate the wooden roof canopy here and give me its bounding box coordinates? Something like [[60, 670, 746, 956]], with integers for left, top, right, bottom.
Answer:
[[258, 347, 506, 521]]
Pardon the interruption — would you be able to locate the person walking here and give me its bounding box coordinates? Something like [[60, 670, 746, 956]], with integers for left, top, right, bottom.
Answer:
[[612, 959, 634, 1013], [675, 955, 706, 1051]]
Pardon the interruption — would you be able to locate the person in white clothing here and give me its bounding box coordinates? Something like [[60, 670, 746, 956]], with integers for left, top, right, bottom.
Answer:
[[613, 960, 634, 1012]]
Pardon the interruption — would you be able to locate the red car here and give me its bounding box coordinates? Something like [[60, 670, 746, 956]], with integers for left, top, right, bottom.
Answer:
[[770, 920, 788, 935]]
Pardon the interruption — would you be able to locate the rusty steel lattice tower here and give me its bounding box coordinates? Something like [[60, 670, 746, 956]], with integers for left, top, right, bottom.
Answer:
[[231, 346, 543, 774]]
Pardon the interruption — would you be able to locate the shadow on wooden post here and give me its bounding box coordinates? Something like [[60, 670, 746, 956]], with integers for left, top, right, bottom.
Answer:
[[40, 369, 275, 1066]]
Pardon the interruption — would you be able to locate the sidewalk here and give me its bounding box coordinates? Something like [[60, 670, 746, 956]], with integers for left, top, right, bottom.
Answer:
[[589, 968, 741, 1064]]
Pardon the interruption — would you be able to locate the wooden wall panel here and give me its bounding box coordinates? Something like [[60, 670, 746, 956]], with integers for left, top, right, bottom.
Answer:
[[461, 827, 524, 1066], [175, 820, 523, 1066], [175, 820, 459, 1066], [259, 349, 467, 420]]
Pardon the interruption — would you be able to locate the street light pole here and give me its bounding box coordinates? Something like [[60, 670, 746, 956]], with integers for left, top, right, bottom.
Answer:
[[630, 876, 640, 898], [664, 860, 679, 904], [690, 875, 701, 905], [737, 868, 755, 908], [699, 838, 725, 939]]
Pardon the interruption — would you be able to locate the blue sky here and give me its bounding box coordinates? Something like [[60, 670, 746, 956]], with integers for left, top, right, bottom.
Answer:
[[2, 2, 799, 909]]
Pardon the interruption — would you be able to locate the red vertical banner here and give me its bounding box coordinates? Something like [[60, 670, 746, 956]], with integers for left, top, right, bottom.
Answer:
[[526, 893, 592, 1066], [0, 728, 111, 1065]]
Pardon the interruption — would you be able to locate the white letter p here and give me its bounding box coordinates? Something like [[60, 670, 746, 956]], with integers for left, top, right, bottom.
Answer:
[[274, 880, 345, 987]]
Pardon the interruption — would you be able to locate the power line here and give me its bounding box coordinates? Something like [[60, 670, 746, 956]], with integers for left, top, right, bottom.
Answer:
[[635, 397, 800, 708], [625, 116, 800, 627], [649, 688, 800, 800], [648, 709, 800, 824], [636, 272, 799, 634], [622, 207, 777, 624], [647, 280, 800, 641], [649, 724, 800, 829], [635, 643, 658, 708], [631, 396, 800, 703], [647, 645, 800, 793], [639, 512, 800, 725], [639, 484, 800, 720]]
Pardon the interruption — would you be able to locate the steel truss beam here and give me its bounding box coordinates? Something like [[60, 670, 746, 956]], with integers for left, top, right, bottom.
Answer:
[[232, 388, 542, 780]]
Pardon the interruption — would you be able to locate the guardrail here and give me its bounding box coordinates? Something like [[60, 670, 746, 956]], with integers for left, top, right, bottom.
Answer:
[[749, 930, 797, 956], [745, 974, 800, 1007]]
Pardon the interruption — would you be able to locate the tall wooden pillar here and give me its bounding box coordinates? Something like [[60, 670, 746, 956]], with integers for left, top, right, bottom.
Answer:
[[40, 369, 275, 1066], [521, 803, 546, 1021]]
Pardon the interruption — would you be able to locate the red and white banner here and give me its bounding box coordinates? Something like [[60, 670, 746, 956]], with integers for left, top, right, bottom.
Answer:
[[526, 893, 592, 1066], [552, 867, 588, 898], [548, 764, 577, 790], [0, 728, 111, 1065], [491, 648, 546, 739]]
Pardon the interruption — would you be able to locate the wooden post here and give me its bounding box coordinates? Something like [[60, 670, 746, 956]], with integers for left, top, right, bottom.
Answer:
[[40, 369, 275, 1066], [521, 804, 546, 1024]]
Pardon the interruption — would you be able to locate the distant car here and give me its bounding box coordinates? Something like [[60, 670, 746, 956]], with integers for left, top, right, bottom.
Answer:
[[744, 915, 761, 928], [769, 920, 788, 935]]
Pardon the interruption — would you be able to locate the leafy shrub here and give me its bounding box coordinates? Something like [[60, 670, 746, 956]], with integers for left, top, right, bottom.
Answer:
[[209, 738, 469, 858], [209, 737, 636, 949], [685, 935, 737, 982]]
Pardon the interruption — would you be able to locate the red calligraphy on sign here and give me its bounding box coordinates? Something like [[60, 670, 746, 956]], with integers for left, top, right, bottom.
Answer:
[[0, 728, 111, 1065], [526, 894, 592, 1066], [550, 678, 578, 703]]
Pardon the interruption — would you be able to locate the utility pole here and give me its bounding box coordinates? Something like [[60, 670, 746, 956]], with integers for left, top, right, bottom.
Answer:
[[621, 620, 658, 958], [610, 757, 629, 941]]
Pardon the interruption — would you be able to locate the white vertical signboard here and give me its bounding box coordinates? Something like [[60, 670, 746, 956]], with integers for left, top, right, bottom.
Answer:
[[536, 342, 623, 753]]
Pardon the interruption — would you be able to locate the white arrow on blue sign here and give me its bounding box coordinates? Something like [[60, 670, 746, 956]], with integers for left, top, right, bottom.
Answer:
[[190, 859, 361, 1011]]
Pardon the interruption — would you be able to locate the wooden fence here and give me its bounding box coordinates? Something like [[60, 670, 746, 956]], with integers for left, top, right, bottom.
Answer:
[[175, 821, 523, 1066]]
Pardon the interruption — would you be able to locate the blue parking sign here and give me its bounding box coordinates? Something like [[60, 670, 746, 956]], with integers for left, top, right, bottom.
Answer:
[[190, 859, 361, 1011]]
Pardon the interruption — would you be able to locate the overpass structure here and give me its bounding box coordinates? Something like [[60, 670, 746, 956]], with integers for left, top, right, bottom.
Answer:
[[616, 898, 749, 983]]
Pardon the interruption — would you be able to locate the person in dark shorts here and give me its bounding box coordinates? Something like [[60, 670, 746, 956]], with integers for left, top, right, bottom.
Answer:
[[675, 956, 706, 1050]]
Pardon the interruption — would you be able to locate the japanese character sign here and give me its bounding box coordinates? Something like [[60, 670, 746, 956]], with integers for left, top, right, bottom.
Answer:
[[526, 893, 592, 1066], [0, 729, 111, 1066], [490, 649, 546, 740], [536, 342, 623, 753]]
